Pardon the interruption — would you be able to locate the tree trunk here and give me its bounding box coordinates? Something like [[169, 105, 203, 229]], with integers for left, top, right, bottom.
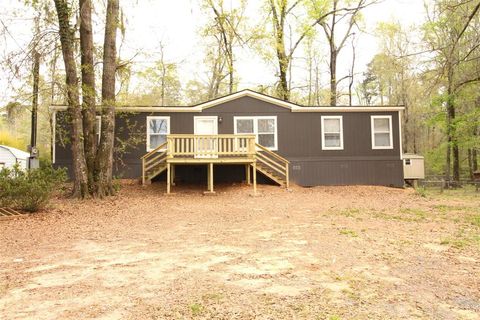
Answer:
[[31, 43, 40, 156], [445, 63, 460, 185], [468, 149, 474, 180], [348, 39, 355, 107], [445, 101, 460, 184], [403, 106, 409, 154], [330, 48, 337, 106], [270, 0, 289, 100], [54, 0, 89, 198], [473, 148, 478, 172], [227, 41, 234, 94], [79, 0, 97, 193], [95, 0, 119, 197], [49, 46, 59, 162]]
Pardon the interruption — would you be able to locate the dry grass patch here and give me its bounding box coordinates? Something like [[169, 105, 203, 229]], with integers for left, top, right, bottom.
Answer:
[[0, 182, 479, 319]]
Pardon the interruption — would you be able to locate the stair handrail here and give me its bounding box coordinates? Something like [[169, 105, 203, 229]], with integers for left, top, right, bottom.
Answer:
[[254, 143, 290, 188], [142, 141, 169, 185], [141, 141, 168, 159], [255, 143, 290, 164]]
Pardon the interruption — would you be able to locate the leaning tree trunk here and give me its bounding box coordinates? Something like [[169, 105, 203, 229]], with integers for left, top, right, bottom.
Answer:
[[95, 0, 119, 197], [54, 0, 89, 198], [79, 0, 97, 193]]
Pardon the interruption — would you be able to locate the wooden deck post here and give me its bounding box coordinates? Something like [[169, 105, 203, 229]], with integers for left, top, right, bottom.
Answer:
[[246, 164, 251, 185], [166, 163, 171, 194], [252, 161, 257, 194], [208, 162, 214, 193], [285, 163, 289, 189], [142, 158, 145, 185], [171, 164, 176, 186]]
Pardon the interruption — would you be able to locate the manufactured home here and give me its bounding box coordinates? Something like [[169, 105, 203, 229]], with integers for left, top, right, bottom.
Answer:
[[51, 90, 405, 192]]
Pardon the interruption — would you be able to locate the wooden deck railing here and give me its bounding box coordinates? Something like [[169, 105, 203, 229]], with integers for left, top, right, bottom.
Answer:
[[141, 134, 289, 189], [167, 134, 256, 159]]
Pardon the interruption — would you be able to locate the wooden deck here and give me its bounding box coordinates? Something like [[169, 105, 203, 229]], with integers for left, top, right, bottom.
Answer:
[[141, 134, 289, 194]]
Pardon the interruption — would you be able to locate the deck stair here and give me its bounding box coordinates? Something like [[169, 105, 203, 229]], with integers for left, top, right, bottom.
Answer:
[[254, 143, 289, 187], [141, 141, 168, 184], [141, 135, 289, 190]]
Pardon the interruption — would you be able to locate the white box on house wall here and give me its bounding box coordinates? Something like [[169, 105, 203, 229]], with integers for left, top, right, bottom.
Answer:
[[403, 154, 425, 180]]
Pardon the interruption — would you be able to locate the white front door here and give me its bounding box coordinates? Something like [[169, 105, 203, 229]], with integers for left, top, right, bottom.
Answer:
[[194, 116, 218, 158]]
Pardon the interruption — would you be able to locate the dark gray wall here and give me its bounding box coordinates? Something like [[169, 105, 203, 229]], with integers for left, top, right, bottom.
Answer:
[[54, 96, 404, 187]]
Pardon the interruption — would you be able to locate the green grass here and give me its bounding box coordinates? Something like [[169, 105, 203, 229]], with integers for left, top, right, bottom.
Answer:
[[189, 303, 203, 316], [415, 186, 427, 198], [425, 185, 480, 200], [202, 292, 223, 302], [370, 208, 428, 222], [441, 228, 480, 249], [469, 214, 480, 227], [432, 204, 479, 213], [399, 208, 428, 221], [337, 208, 361, 217], [339, 229, 358, 237]]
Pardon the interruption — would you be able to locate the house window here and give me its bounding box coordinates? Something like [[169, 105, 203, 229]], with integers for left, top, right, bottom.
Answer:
[[405, 159, 411, 165], [234, 116, 277, 150], [146, 116, 170, 151], [371, 115, 393, 149], [321, 116, 343, 150], [95, 116, 101, 143]]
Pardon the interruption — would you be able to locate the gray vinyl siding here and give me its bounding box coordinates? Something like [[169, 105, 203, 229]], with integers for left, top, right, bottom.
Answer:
[[54, 96, 404, 187]]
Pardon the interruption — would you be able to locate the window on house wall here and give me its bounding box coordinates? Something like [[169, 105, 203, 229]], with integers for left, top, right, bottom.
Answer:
[[371, 115, 393, 149], [95, 116, 101, 143], [321, 116, 343, 150], [146, 116, 170, 151], [234, 116, 277, 150]]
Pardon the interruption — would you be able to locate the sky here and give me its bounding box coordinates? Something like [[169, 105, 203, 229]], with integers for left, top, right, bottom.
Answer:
[[0, 0, 428, 106]]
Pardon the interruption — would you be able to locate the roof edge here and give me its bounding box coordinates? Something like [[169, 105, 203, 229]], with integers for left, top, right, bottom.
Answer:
[[49, 89, 404, 113]]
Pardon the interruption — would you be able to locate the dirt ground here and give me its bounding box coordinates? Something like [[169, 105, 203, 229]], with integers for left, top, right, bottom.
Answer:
[[0, 181, 479, 320]]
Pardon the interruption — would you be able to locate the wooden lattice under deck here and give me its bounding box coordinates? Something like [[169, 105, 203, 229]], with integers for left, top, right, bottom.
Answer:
[[0, 207, 28, 218]]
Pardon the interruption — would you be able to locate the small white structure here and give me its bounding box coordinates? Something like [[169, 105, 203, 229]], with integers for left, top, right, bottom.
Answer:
[[403, 154, 425, 180], [0, 145, 30, 170]]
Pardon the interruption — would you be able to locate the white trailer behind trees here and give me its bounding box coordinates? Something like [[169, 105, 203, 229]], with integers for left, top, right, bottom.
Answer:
[[0, 145, 30, 170]]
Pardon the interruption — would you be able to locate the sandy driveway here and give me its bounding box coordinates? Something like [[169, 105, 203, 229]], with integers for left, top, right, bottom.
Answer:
[[1, 182, 479, 319]]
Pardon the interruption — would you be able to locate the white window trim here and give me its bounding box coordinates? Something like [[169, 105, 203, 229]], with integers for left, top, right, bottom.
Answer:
[[146, 116, 170, 152], [96, 115, 102, 143], [371, 115, 393, 150], [233, 116, 278, 151], [321, 116, 344, 150]]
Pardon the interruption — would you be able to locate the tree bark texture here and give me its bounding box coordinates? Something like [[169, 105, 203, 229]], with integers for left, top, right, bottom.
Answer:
[[79, 0, 97, 192], [54, 0, 89, 198], [95, 0, 119, 197]]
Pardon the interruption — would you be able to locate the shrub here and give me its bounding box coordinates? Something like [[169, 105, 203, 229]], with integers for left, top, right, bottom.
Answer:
[[0, 130, 27, 150], [0, 164, 66, 212]]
